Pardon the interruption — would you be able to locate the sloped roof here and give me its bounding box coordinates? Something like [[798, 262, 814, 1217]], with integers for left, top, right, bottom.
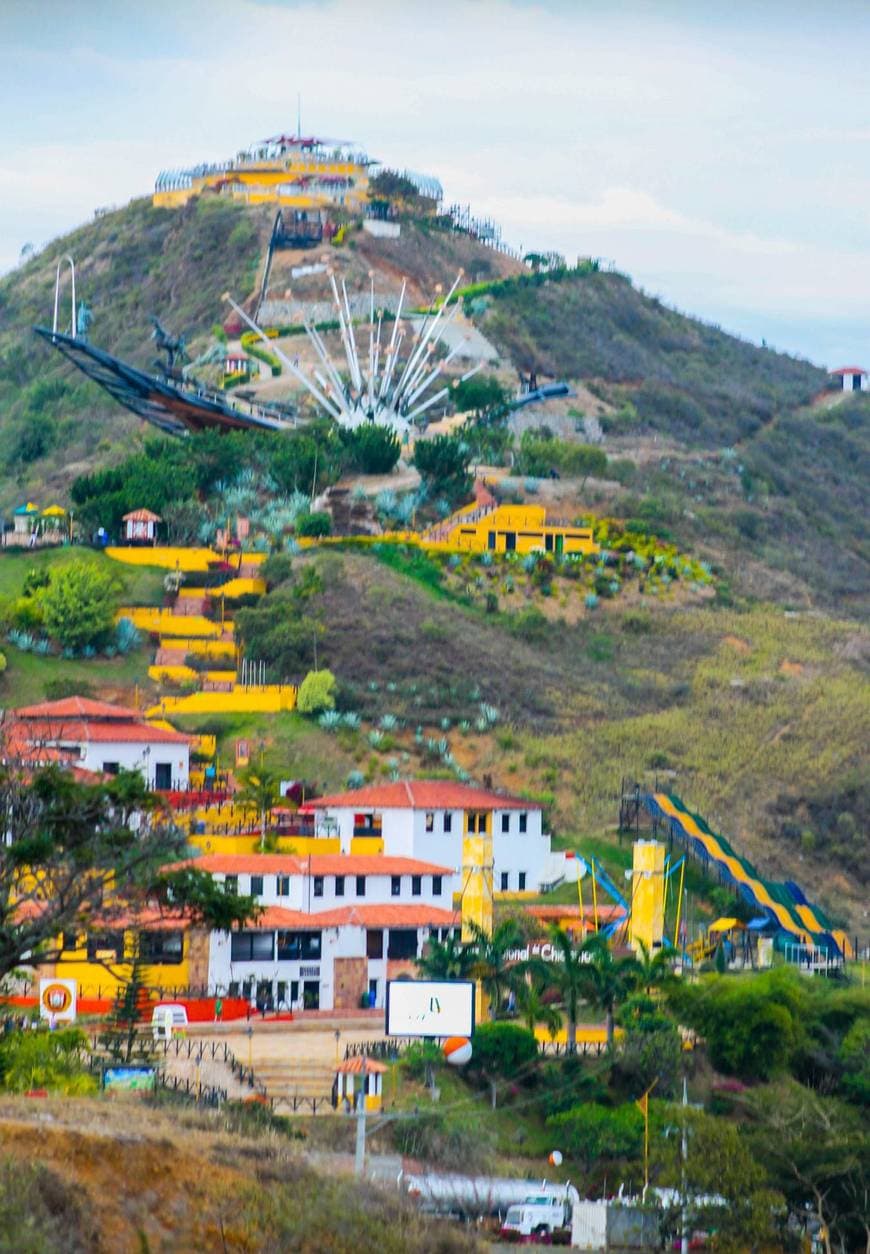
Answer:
[[123, 509, 162, 522], [171, 853, 453, 876], [253, 903, 458, 930], [16, 697, 142, 720], [829, 365, 867, 375], [300, 780, 538, 814]]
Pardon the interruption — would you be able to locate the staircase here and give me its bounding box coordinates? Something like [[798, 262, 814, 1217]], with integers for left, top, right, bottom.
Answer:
[[254, 1060, 336, 1113]]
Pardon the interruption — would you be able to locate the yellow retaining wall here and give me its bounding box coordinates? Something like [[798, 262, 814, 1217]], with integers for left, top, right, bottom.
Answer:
[[189, 833, 342, 857], [148, 684, 296, 717], [120, 608, 223, 638], [160, 638, 236, 658], [350, 837, 385, 856], [207, 577, 267, 598], [534, 1024, 624, 1047], [108, 546, 223, 572]]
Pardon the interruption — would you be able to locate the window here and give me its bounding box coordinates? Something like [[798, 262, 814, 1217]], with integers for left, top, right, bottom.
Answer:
[[519, 812, 528, 834], [313, 876, 324, 898], [466, 811, 488, 834], [154, 762, 172, 790], [356, 875, 366, 897], [61, 931, 80, 953], [335, 875, 345, 897], [391, 875, 401, 897], [501, 813, 510, 834], [443, 812, 452, 833], [387, 929, 418, 960], [366, 929, 383, 959], [411, 875, 422, 897], [276, 931, 321, 961], [87, 931, 123, 961], [224, 875, 238, 895], [102, 761, 120, 776], [425, 812, 434, 832], [250, 875, 264, 897], [277, 875, 290, 897], [432, 875, 442, 896], [500, 872, 509, 891], [139, 931, 184, 964], [518, 872, 527, 891], [230, 931, 274, 962]]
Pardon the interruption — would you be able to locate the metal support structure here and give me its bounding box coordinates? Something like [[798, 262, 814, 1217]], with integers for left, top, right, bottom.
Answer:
[[53, 255, 76, 336]]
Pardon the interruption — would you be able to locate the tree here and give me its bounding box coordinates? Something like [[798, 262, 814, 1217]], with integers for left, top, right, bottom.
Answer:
[[296, 511, 332, 538], [532, 924, 590, 1053], [634, 939, 675, 995], [0, 767, 255, 985], [416, 930, 474, 981], [297, 669, 336, 714], [464, 918, 524, 1017], [236, 764, 281, 853], [745, 1083, 870, 1254], [40, 560, 118, 652], [451, 374, 509, 418], [577, 933, 640, 1052], [470, 1021, 538, 1109], [516, 975, 562, 1040], [412, 435, 473, 506], [343, 424, 401, 474], [548, 1101, 643, 1173]]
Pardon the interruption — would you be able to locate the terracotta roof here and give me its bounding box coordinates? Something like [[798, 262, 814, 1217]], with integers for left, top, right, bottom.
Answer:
[[123, 509, 162, 522], [830, 365, 867, 374], [7, 718, 189, 746], [335, 1056, 388, 1075], [300, 780, 539, 814], [253, 903, 458, 930], [15, 697, 142, 720], [172, 854, 453, 876], [524, 904, 625, 924]]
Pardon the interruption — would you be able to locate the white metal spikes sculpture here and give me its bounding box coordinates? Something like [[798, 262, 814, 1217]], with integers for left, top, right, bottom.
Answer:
[[225, 270, 482, 434]]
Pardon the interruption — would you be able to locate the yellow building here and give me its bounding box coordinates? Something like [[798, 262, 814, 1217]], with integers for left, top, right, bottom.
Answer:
[[628, 840, 666, 955], [437, 504, 598, 558], [48, 913, 199, 1000], [153, 133, 372, 213]]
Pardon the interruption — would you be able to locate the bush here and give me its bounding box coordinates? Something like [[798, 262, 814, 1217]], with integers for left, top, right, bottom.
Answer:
[[40, 560, 118, 651], [0, 1027, 96, 1095], [296, 511, 332, 538], [548, 1101, 643, 1171], [412, 435, 472, 506], [297, 668, 337, 714], [471, 1022, 538, 1078], [343, 425, 401, 474]]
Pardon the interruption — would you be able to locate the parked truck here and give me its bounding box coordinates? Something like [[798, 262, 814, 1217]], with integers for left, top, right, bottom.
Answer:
[[500, 1185, 578, 1240]]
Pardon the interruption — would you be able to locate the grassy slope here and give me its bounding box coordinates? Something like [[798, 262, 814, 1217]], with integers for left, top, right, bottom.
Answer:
[[233, 550, 868, 927], [0, 547, 165, 707], [474, 270, 869, 617], [0, 197, 272, 511]]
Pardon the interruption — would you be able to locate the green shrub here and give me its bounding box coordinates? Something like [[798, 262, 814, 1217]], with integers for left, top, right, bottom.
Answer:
[[343, 425, 401, 474], [296, 511, 332, 538], [412, 435, 472, 505], [297, 668, 337, 714], [471, 1022, 538, 1078], [548, 1102, 643, 1171], [40, 560, 118, 651]]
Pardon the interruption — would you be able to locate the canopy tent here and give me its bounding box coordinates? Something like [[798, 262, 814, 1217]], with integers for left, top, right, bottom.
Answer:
[[708, 916, 747, 933]]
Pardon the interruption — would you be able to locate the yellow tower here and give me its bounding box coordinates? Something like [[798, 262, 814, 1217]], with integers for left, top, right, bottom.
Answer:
[[628, 840, 666, 955], [461, 812, 494, 1024]]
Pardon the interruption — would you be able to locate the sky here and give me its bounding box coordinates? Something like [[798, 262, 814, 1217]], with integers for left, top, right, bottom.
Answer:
[[1, 0, 868, 367]]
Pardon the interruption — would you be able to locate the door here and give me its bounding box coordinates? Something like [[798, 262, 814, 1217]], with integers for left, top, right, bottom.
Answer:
[[303, 980, 320, 1010], [505, 531, 516, 552], [487, 530, 496, 550], [555, 534, 564, 556], [154, 762, 172, 790]]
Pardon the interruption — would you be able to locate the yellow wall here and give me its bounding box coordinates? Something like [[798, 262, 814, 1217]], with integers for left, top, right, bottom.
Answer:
[[147, 683, 296, 717], [188, 833, 341, 856], [628, 840, 666, 955], [445, 505, 598, 556], [55, 930, 190, 996], [108, 546, 223, 571], [461, 825, 494, 1024], [350, 836, 385, 856], [119, 608, 224, 638], [161, 639, 236, 659]]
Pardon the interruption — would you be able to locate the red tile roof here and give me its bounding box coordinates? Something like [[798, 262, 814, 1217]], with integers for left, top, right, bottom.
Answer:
[[172, 853, 453, 876], [830, 365, 867, 374], [16, 697, 142, 720], [300, 780, 538, 814], [254, 903, 458, 930], [123, 509, 162, 522], [336, 1056, 388, 1075], [8, 719, 189, 746]]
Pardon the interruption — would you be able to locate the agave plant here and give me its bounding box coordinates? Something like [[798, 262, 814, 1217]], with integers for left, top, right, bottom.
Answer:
[[380, 714, 399, 731], [440, 717, 452, 731], [585, 593, 599, 609], [368, 730, 385, 749], [346, 770, 365, 790], [318, 710, 342, 731], [115, 618, 142, 655], [341, 712, 361, 729]]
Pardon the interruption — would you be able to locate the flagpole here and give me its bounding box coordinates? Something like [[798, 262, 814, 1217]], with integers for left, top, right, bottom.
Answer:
[[637, 1077, 658, 1199]]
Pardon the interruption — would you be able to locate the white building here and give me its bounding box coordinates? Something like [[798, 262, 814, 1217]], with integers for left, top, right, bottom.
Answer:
[[3, 697, 190, 791], [829, 365, 868, 392], [187, 853, 457, 1012], [300, 780, 570, 894]]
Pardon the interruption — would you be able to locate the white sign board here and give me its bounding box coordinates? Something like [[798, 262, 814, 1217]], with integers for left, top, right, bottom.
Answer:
[[385, 980, 474, 1038], [39, 978, 77, 1023]]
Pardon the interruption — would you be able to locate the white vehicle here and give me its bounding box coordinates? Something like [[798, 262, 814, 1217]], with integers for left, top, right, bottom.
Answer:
[[500, 1187, 576, 1240]]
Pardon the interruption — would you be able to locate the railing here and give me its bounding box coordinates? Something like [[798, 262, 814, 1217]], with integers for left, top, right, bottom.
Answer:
[[158, 1072, 227, 1108]]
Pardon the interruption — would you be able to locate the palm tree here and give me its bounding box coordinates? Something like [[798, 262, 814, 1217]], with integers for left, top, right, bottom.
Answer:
[[634, 939, 674, 995], [516, 974, 562, 1041], [236, 763, 281, 852], [416, 929, 473, 980], [465, 918, 524, 1017], [537, 924, 590, 1053], [578, 932, 640, 1052]]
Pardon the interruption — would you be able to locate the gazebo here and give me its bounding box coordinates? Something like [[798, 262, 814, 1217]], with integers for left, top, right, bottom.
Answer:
[[123, 509, 161, 544], [333, 1056, 387, 1112], [12, 502, 40, 541]]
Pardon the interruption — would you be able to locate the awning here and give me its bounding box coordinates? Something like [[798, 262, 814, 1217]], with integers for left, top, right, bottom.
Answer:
[[708, 916, 746, 933]]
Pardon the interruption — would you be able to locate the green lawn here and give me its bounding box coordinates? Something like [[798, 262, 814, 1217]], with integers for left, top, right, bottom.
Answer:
[[0, 546, 165, 605]]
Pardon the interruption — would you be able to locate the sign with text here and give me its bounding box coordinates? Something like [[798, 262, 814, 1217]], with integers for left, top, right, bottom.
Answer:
[[386, 979, 474, 1039], [38, 978, 77, 1023]]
